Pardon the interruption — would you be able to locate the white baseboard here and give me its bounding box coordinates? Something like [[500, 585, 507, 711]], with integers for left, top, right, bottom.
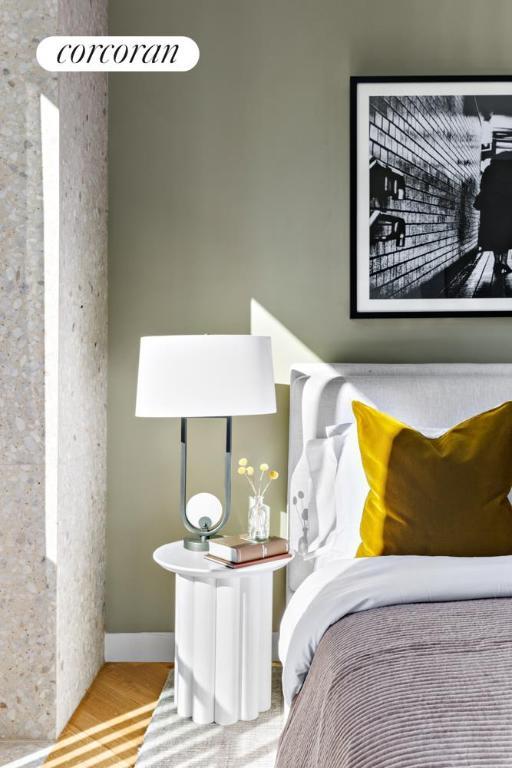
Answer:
[[105, 632, 279, 662], [105, 632, 174, 662]]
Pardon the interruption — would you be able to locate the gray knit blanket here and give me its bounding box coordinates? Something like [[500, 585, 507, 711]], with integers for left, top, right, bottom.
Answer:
[[276, 598, 512, 768]]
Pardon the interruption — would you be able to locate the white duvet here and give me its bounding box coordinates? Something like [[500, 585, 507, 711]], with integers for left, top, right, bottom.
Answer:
[[279, 554, 512, 706]]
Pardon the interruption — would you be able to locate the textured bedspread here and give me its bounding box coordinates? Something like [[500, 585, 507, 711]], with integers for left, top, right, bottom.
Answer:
[[276, 598, 512, 768]]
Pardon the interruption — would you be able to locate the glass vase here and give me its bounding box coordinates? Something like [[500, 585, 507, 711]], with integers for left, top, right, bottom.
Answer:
[[247, 495, 270, 542]]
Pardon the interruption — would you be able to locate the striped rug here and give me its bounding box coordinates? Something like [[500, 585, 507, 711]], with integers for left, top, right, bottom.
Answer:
[[135, 667, 284, 767]]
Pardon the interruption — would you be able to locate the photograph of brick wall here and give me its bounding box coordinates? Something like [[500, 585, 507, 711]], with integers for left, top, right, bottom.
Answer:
[[367, 93, 512, 301]]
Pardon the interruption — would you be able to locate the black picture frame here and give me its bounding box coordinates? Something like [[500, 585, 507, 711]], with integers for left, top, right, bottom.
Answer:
[[351, 75, 512, 318]]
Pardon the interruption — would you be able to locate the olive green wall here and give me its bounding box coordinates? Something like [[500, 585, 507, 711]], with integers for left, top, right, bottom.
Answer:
[[108, 0, 512, 633]]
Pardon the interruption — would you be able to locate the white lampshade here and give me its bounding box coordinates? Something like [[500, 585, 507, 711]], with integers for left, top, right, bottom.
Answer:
[[136, 335, 276, 417]]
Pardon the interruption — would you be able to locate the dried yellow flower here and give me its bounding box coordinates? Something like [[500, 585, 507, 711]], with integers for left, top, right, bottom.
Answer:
[[246, 466, 255, 476], [268, 470, 279, 480], [237, 466, 246, 475], [238, 458, 248, 467], [259, 463, 269, 471]]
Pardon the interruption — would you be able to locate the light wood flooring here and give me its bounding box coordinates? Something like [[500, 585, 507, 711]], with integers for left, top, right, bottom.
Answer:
[[43, 663, 171, 768]]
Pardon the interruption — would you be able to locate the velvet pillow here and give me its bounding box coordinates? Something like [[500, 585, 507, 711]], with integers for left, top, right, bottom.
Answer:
[[327, 421, 445, 558], [353, 400, 512, 557]]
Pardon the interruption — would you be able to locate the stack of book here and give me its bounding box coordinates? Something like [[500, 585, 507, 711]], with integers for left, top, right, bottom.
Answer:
[[205, 535, 290, 568]]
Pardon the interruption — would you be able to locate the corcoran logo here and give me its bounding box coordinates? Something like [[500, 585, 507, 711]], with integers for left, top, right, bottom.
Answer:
[[37, 36, 199, 72]]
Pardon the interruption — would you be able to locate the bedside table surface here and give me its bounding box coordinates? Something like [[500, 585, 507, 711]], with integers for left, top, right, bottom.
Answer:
[[154, 539, 291, 578]]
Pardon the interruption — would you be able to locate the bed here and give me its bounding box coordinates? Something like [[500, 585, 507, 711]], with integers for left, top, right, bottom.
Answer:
[[276, 363, 512, 768]]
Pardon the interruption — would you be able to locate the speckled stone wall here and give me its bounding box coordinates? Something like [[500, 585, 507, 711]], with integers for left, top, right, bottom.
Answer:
[[0, 0, 58, 741], [56, 0, 108, 734], [0, 0, 107, 742]]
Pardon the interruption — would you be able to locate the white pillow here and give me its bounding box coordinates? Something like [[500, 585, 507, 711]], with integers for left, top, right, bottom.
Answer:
[[289, 434, 346, 553], [328, 422, 446, 558]]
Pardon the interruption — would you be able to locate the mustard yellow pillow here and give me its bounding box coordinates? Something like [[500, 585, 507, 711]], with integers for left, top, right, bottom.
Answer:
[[353, 400, 512, 557]]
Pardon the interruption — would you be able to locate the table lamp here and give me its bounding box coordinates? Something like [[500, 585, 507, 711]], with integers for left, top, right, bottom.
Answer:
[[135, 335, 276, 551]]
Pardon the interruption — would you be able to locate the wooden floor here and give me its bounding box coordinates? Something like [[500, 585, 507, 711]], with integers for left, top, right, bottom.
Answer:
[[44, 663, 171, 768]]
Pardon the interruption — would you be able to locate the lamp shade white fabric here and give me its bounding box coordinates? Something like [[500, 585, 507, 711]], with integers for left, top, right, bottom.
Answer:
[[135, 335, 276, 417]]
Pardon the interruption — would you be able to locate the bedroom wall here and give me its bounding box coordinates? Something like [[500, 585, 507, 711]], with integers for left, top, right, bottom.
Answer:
[[108, 0, 512, 634]]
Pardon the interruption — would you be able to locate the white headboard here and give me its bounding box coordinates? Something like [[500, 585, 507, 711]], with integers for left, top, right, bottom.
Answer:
[[287, 363, 512, 597]]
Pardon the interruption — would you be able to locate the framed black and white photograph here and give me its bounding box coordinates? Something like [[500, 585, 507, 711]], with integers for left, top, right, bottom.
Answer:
[[351, 76, 512, 317]]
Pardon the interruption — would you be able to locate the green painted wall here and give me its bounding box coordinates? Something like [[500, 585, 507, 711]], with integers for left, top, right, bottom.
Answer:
[[108, 0, 512, 632]]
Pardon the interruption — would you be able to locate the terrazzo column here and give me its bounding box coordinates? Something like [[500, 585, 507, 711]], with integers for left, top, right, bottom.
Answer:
[[0, 0, 108, 746], [56, 0, 108, 735]]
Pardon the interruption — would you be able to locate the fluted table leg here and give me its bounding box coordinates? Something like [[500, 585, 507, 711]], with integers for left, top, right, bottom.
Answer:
[[214, 577, 241, 725], [174, 570, 274, 724], [257, 571, 273, 713], [175, 574, 194, 718]]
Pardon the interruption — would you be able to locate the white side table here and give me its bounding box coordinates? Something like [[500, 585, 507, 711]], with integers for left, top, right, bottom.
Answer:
[[153, 540, 290, 725]]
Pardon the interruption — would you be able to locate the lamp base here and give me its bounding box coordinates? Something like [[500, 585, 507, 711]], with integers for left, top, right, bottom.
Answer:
[[183, 535, 209, 552]]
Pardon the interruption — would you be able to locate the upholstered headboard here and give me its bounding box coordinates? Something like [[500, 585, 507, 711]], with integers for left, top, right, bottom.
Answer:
[[287, 363, 512, 598]]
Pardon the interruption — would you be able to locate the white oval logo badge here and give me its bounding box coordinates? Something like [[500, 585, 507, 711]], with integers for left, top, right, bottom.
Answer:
[[37, 36, 199, 72]]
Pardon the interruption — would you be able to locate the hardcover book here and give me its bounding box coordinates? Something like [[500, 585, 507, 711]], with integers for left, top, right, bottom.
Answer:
[[205, 552, 292, 569], [208, 535, 288, 563]]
